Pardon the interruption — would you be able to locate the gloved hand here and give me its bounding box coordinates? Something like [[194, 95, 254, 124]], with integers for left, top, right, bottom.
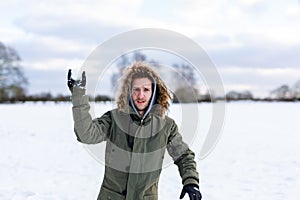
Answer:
[[67, 69, 86, 92], [180, 184, 202, 200]]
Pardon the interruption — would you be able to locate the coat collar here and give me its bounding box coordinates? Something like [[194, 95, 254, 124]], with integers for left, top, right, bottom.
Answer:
[[122, 104, 164, 122]]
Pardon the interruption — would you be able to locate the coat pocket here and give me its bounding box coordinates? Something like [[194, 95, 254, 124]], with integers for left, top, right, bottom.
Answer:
[[98, 186, 125, 200]]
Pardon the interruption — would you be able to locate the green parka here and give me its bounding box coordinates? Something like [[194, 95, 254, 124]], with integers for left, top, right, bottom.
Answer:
[[71, 64, 199, 200]]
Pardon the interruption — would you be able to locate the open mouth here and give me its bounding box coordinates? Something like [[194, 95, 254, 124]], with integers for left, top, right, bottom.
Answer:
[[136, 100, 146, 104]]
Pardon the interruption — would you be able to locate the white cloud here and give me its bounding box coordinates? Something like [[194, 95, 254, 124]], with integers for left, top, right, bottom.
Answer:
[[1, 0, 300, 96], [3, 0, 300, 46], [286, 3, 300, 17], [4, 0, 300, 52], [218, 66, 300, 96], [3, 29, 96, 69], [239, 0, 262, 7], [220, 66, 300, 79], [224, 83, 253, 91], [0, 27, 27, 44], [14, 0, 143, 28], [170, 0, 300, 46], [23, 58, 84, 71], [256, 67, 300, 78]]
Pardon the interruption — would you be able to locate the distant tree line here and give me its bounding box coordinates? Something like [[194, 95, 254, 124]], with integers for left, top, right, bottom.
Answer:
[[0, 92, 112, 103], [269, 81, 300, 101], [1, 42, 299, 103], [225, 81, 300, 102]]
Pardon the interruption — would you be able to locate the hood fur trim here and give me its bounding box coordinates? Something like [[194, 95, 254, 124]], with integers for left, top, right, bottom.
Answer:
[[116, 61, 171, 116]]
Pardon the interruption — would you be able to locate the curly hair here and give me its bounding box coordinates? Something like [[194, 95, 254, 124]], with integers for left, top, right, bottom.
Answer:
[[116, 61, 171, 116]]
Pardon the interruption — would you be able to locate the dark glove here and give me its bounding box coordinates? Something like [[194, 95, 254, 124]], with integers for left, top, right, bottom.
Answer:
[[180, 184, 202, 200], [67, 69, 86, 92]]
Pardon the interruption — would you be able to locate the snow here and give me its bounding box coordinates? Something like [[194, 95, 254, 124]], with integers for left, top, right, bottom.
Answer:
[[0, 102, 300, 200]]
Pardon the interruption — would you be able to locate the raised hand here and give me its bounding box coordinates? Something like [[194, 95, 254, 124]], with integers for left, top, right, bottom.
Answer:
[[67, 69, 86, 92]]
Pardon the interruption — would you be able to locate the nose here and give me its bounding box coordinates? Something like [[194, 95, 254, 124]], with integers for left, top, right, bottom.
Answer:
[[137, 90, 144, 98]]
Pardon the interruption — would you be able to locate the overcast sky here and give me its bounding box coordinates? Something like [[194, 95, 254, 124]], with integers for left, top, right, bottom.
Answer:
[[1, 0, 300, 97]]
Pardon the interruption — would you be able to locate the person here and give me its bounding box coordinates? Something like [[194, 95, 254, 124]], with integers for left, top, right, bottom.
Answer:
[[67, 61, 202, 200]]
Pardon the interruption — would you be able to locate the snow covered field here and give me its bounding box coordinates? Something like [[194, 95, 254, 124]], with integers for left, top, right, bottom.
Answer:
[[0, 102, 299, 200]]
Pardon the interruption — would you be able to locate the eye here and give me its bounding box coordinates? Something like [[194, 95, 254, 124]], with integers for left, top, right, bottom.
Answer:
[[133, 88, 140, 92]]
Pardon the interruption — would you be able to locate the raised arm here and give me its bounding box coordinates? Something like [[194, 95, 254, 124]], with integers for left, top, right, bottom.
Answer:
[[68, 69, 111, 144]]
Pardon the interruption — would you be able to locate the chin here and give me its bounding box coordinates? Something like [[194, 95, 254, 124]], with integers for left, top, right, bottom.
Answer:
[[135, 103, 148, 110], [137, 106, 146, 111]]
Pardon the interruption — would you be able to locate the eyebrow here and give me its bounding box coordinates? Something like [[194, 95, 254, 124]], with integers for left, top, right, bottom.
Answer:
[[132, 84, 152, 88]]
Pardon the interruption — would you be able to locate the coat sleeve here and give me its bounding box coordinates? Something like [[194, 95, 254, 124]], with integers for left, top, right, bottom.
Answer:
[[166, 119, 199, 186], [71, 87, 111, 144]]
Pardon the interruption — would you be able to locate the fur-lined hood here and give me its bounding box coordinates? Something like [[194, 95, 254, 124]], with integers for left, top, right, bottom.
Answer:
[[116, 61, 171, 117]]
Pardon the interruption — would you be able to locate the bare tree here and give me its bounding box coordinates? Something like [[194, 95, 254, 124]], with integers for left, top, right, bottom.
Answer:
[[0, 42, 28, 102], [270, 84, 293, 100], [171, 63, 199, 102], [111, 51, 148, 90], [172, 63, 196, 86], [111, 54, 130, 88], [226, 90, 253, 101], [292, 80, 300, 99], [133, 51, 147, 62]]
